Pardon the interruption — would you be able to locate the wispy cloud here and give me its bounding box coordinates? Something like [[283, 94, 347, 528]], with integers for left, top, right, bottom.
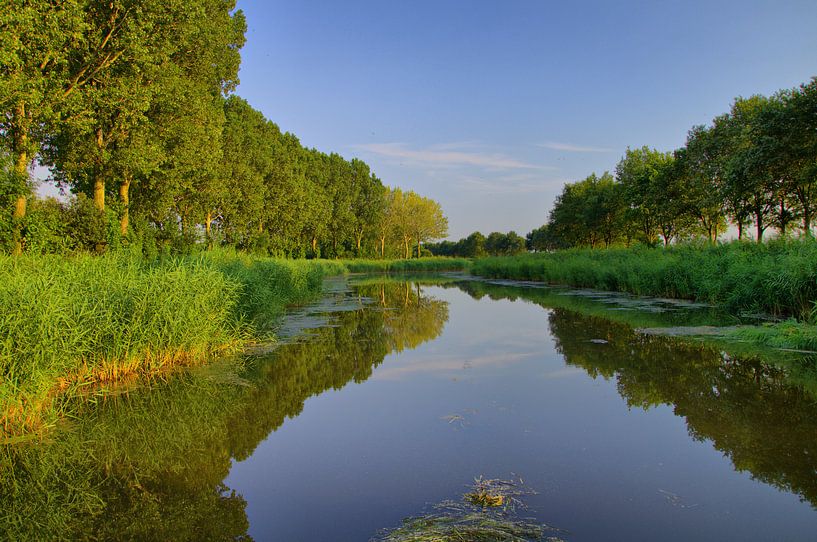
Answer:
[[538, 141, 612, 153], [373, 352, 537, 381], [354, 142, 550, 170], [454, 173, 566, 195]]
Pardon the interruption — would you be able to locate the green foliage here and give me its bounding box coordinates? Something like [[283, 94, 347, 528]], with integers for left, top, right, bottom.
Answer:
[[344, 257, 470, 273], [0, 278, 449, 540], [539, 77, 817, 249], [0, 252, 344, 434], [471, 239, 817, 320], [429, 231, 524, 257]]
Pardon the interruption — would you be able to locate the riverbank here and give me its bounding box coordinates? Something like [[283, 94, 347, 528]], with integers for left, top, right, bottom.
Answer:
[[0, 253, 470, 436], [0, 252, 346, 435], [468, 240, 817, 351]]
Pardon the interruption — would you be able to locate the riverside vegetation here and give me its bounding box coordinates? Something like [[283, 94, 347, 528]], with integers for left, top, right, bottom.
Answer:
[[0, 253, 468, 437]]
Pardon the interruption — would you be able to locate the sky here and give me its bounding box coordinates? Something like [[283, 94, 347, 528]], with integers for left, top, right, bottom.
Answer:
[[232, 0, 816, 239]]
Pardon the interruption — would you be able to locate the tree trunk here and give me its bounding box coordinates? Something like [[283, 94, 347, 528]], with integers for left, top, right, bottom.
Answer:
[[12, 148, 28, 256], [416, 239, 421, 258], [356, 234, 362, 255], [755, 210, 764, 243], [803, 206, 813, 237], [311, 236, 317, 255], [379, 236, 385, 259], [119, 176, 131, 237], [94, 128, 105, 212], [205, 210, 213, 249], [403, 238, 410, 259], [11, 101, 29, 256], [737, 220, 744, 240]]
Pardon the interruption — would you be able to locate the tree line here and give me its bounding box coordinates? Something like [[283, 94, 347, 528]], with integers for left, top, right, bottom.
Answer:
[[541, 78, 817, 249], [0, 1, 447, 258], [426, 230, 528, 257]]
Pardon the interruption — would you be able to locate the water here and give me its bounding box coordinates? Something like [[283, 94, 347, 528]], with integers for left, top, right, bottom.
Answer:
[[3, 276, 817, 541]]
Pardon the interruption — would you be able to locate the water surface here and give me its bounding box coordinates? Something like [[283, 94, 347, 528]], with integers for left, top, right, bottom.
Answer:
[[3, 276, 817, 541]]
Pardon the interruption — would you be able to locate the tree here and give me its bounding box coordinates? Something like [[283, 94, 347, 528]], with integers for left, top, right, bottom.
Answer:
[[676, 125, 728, 243], [526, 226, 551, 252], [409, 193, 448, 258], [0, 1, 86, 254], [460, 231, 486, 257], [616, 147, 675, 246]]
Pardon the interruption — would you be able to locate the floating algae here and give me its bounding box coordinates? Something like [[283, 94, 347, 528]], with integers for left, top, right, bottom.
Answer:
[[372, 477, 566, 542]]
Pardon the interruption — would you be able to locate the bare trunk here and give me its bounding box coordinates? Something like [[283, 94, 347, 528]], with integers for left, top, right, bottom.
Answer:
[[356, 234, 362, 255], [804, 206, 813, 237], [311, 236, 317, 255], [737, 220, 744, 240], [119, 176, 131, 237], [404, 237, 410, 259], [379, 236, 385, 259]]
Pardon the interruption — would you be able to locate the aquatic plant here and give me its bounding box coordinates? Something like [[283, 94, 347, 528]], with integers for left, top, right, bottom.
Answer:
[[471, 240, 817, 321], [373, 477, 564, 542]]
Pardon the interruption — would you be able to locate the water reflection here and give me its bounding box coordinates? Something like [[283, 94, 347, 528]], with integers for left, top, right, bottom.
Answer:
[[548, 308, 817, 509], [0, 279, 448, 541], [452, 279, 817, 510], [3, 276, 817, 541]]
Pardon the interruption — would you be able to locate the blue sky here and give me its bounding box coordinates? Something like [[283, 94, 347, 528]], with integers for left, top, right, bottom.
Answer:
[[235, 0, 817, 239]]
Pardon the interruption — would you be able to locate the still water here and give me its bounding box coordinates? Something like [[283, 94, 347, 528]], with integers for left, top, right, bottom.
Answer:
[[4, 275, 817, 541]]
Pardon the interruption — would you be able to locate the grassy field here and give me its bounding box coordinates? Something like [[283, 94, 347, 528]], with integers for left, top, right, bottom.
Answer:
[[471, 240, 817, 321]]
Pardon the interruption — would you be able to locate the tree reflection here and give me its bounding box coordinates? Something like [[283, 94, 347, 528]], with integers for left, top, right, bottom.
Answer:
[[452, 279, 817, 509], [547, 307, 817, 509], [0, 280, 449, 541]]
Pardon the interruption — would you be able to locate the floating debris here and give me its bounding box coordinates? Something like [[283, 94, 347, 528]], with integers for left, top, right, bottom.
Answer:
[[441, 414, 467, 428], [589, 339, 609, 345], [658, 489, 699, 509], [372, 476, 565, 542]]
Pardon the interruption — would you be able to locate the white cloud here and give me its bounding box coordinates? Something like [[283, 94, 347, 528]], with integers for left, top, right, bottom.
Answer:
[[354, 142, 551, 170], [455, 174, 564, 195], [538, 141, 612, 153]]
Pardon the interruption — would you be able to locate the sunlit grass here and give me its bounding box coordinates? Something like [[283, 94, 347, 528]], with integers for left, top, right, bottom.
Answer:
[[471, 240, 817, 321], [0, 251, 346, 435], [343, 257, 470, 273]]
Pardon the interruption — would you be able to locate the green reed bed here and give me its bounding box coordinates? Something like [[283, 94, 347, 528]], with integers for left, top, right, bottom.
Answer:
[[344, 257, 471, 274], [0, 252, 344, 435], [471, 240, 817, 321]]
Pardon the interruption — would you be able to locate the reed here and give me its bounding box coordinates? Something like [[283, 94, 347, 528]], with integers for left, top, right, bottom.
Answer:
[[344, 257, 470, 273], [0, 251, 345, 435], [470, 240, 817, 321]]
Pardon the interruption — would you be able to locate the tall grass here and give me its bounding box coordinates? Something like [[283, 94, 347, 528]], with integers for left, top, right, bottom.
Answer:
[[0, 251, 345, 434], [344, 257, 470, 273], [471, 240, 817, 320]]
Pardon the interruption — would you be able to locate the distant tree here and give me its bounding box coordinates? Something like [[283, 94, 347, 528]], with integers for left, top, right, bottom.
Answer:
[[409, 193, 448, 258], [460, 231, 486, 257], [616, 147, 676, 245], [526, 226, 551, 252], [675, 125, 728, 243]]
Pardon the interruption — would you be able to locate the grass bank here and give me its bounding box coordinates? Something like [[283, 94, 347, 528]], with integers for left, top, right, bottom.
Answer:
[[471, 240, 817, 320], [470, 240, 817, 352], [0, 252, 345, 435], [344, 256, 470, 273]]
